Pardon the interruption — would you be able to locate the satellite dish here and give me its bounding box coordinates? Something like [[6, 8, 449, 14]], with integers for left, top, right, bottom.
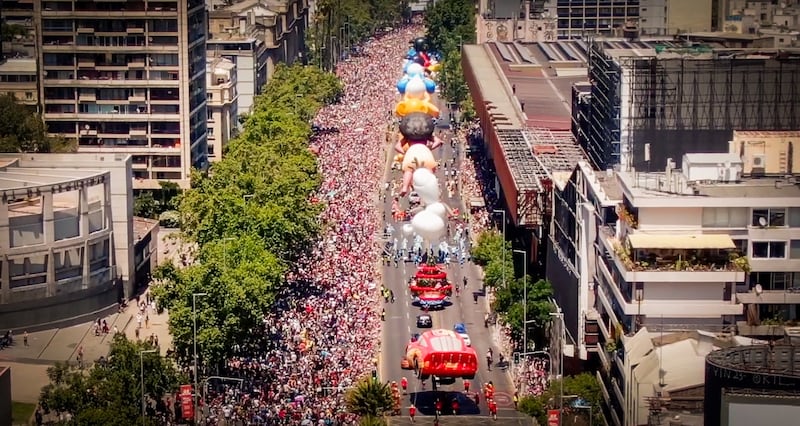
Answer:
[[758, 217, 767, 227], [755, 284, 763, 296]]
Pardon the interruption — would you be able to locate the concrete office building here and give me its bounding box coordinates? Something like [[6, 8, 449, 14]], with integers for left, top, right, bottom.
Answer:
[[639, 0, 713, 36], [207, 0, 308, 118], [205, 57, 238, 161], [0, 58, 38, 108], [547, 149, 800, 425], [579, 41, 800, 171], [0, 153, 136, 330], [541, 0, 641, 39], [36, 0, 209, 189]]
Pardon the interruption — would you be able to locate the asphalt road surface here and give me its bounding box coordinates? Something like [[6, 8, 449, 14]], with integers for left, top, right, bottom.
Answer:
[[378, 109, 531, 425]]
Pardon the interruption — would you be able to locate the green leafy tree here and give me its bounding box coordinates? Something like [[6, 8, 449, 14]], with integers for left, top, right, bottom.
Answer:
[[39, 335, 183, 425], [471, 231, 508, 266], [518, 373, 602, 425], [133, 191, 158, 219], [424, 0, 476, 53], [345, 377, 394, 417], [0, 94, 75, 153], [152, 235, 285, 365], [438, 46, 469, 106]]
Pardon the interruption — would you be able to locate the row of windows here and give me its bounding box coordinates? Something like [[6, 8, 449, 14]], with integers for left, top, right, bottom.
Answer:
[[751, 240, 800, 259], [702, 207, 800, 228], [44, 19, 179, 33], [44, 53, 178, 67], [0, 75, 37, 83]]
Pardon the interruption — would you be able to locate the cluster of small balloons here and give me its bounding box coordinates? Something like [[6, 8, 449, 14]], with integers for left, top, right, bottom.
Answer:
[[393, 37, 450, 244]]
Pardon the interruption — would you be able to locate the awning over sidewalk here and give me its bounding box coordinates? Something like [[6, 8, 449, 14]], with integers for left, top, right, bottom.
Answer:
[[470, 198, 485, 208], [627, 234, 736, 250]]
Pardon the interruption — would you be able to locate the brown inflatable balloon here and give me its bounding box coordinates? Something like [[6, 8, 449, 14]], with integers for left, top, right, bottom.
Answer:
[[399, 112, 435, 141]]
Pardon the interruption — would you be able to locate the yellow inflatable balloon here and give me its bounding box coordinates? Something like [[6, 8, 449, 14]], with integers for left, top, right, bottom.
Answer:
[[395, 97, 440, 118], [427, 63, 441, 73]]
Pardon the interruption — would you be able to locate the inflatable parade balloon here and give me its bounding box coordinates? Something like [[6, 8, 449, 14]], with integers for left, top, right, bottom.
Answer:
[[412, 168, 440, 204], [411, 209, 446, 242], [397, 75, 436, 97], [405, 63, 425, 78], [413, 37, 428, 53], [399, 112, 435, 141], [426, 202, 449, 220], [403, 223, 415, 236], [395, 97, 440, 118]]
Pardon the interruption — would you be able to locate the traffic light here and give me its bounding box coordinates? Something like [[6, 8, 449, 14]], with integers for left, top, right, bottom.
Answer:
[[513, 352, 521, 365], [372, 369, 378, 381]]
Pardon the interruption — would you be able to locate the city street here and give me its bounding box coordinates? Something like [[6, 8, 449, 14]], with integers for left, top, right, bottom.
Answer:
[[378, 109, 530, 424]]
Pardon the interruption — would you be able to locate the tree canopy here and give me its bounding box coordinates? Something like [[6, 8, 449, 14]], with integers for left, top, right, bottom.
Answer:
[[518, 373, 603, 425], [0, 94, 75, 153], [39, 335, 184, 425], [424, 0, 476, 109], [473, 231, 555, 351], [152, 63, 342, 368]]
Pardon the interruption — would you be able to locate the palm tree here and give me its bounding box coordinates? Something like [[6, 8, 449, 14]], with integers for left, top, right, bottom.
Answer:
[[345, 377, 394, 418]]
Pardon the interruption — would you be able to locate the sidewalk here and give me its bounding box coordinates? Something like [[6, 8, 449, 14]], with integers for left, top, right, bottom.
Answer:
[[0, 304, 173, 404], [1, 229, 180, 405]]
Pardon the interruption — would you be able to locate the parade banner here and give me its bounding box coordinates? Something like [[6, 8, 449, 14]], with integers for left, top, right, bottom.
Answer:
[[548, 409, 560, 426], [179, 384, 194, 420]]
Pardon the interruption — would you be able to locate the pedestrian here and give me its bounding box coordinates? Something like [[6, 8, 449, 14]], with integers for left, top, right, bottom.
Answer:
[[135, 326, 140, 340], [23, 331, 28, 347], [35, 408, 43, 426], [400, 376, 408, 394], [145, 313, 150, 329], [408, 404, 416, 422], [513, 391, 519, 409]]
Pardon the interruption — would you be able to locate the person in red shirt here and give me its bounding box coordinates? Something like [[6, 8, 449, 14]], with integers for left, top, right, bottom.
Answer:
[[408, 404, 416, 422], [435, 398, 443, 416], [401, 377, 408, 394], [488, 399, 498, 420], [463, 380, 470, 393], [451, 398, 459, 415]]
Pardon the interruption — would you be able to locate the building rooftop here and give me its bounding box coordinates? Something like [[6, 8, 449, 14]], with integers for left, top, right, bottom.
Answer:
[[462, 44, 524, 129], [618, 171, 800, 200], [685, 31, 775, 41], [0, 167, 105, 191], [133, 217, 159, 242], [0, 58, 36, 74]]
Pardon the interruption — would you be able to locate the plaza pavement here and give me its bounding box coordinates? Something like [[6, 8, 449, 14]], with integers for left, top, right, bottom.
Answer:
[[0, 228, 181, 405]]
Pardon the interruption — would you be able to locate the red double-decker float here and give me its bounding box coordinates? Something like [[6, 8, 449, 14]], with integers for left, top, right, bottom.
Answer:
[[401, 329, 478, 380], [408, 264, 452, 296]]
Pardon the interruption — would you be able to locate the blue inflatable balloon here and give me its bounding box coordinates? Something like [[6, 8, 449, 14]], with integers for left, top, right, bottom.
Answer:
[[424, 78, 436, 94], [406, 48, 417, 60], [397, 76, 411, 94]]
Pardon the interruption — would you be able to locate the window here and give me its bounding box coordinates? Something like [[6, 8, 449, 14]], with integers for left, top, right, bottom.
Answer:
[[702, 207, 748, 228], [791, 240, 800, 259], [752, 241, 787, 258], [752, 208, 786, 227], [733, 239, 748, 255], [751, 272, 796, 291], [789, 208, 800, 227]]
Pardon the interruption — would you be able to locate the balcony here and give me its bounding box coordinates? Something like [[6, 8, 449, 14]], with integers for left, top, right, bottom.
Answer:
[[602, 229, 747, 283]]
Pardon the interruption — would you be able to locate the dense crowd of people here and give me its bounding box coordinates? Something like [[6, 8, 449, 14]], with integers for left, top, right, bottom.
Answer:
[[514, 357, 551, 397], [202, 25, 424, 425], [459, 125, 498, 236]]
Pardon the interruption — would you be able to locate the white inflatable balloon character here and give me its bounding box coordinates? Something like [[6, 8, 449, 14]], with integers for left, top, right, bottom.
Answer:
[[402, 223, 415, 236], [406, 63, 425, 78], [405, 77, 427, 100], [411, 210, 445, 242], [426, 202, 448, 220], [412, 168, 440, 205]]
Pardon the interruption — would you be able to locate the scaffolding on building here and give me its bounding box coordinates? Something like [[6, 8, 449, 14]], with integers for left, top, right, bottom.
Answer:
[[586, 40, 800, 172], [496, 128, 589, 228]]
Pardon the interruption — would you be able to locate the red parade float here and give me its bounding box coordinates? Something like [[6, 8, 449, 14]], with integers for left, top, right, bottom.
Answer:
[[408, 264, 452, 296], [401, 329, 478, 380]]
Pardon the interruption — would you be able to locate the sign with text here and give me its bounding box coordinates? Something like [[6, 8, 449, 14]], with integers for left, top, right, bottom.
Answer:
[[179, 384, 194, 420], [548, 409, 560, 426]]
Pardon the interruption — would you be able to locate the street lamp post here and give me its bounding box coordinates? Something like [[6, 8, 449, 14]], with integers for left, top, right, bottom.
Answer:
[[513, 249, 527, 353], [139, 349, 157, 425], [550, 311, 566, 426], [192, 292, 208, 422], [493, 210, 506, 290]]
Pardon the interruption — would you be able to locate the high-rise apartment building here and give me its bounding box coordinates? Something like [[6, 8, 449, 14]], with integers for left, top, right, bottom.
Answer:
[[542, 0, 641, 39], [579, 41, 800, 172], [36, 0, 208, 189]]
